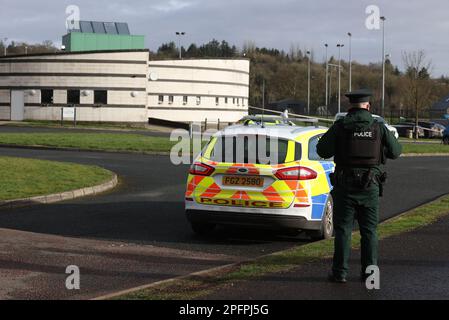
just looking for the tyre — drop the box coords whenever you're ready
[307,195,334,240]
[191,222,216,236]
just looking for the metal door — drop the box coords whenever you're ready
[10,90,25,121]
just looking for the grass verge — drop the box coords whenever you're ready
[0,132,449,155]
[4,120,153,131]
[401,143,449,154]
[0,156,113,201]
[0,132,177,153]
[117,194,449,300]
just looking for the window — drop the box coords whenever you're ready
[295,142,302,161]
[215,97,219,106]
[208,135,289,164]
[80,21,94,33]
[158,95,164,104]
[104,22,118,34]
[308,135,324,161]
[41,89,53,104]
[183,96,188,105]
[168,95,174,105]
[92,21,106,34]
[196,96,201,105]
[94,90,107,104]
[67,90,80,105]
[224,97,228,104]
[116,22,130,35]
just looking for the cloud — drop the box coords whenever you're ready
[151,0,196,13]
[0,0,448,76]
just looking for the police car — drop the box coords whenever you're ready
[185,121,335,239]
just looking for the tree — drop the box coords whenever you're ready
[185,43,199,58]
[157,42,177,58]
[402,50,433,138]
[198,39,221,57]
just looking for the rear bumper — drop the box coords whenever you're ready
[186,209,322,230]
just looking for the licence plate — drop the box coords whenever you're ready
[222,176,264,187]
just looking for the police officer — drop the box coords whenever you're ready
[316,89,402,283]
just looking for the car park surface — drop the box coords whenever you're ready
[0,146,448,299]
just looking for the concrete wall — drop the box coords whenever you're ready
[147,59,249,123]
[0,50,148,122]
[0,89,10,120]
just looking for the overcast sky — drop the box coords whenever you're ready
[1,0,448,76]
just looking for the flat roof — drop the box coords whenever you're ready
[0,49,150,59]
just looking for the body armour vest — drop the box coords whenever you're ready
[335,121,383,167]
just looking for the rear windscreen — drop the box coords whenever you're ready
[207,135,291,164]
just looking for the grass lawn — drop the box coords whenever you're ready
[0,132,177,153]
[7,120,153,131]
[401,142,449,154]
[0,156,113,201]
[0,132,448,155]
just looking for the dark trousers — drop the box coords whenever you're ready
[331,186,379,278]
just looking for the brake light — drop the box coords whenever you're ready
[189,163,215,176]
[274,166,317,180]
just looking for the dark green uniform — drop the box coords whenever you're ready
[317,107,402,280]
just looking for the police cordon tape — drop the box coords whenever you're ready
[249,106,446,135]
[393,124,443,134]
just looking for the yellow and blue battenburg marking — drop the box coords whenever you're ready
[185,127,335,221]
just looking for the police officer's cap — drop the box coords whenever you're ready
[345,89,373,103]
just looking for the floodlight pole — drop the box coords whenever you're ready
[3,38,7,56]
[337,43,344,113]
[324,44,328,107]
[306,50,311,115]
[175,32,186,59]
[348,32,352,91]
[381,16,386,117]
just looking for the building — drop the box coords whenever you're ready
[0,20,249,124]
[0,50,249,123]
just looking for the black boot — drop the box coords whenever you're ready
[328,272,347,283]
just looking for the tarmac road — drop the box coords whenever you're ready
[0,147,448,299]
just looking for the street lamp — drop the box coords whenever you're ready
[348,32,352,92]
[175,31,186,59]
[324,44,328,107]
[3,38,7,56]
[337,44,344,113]
[381,16,386,117]
[306,50,311,115]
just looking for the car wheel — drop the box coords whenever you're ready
[308,195,334,240]
[191,222,216,236]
